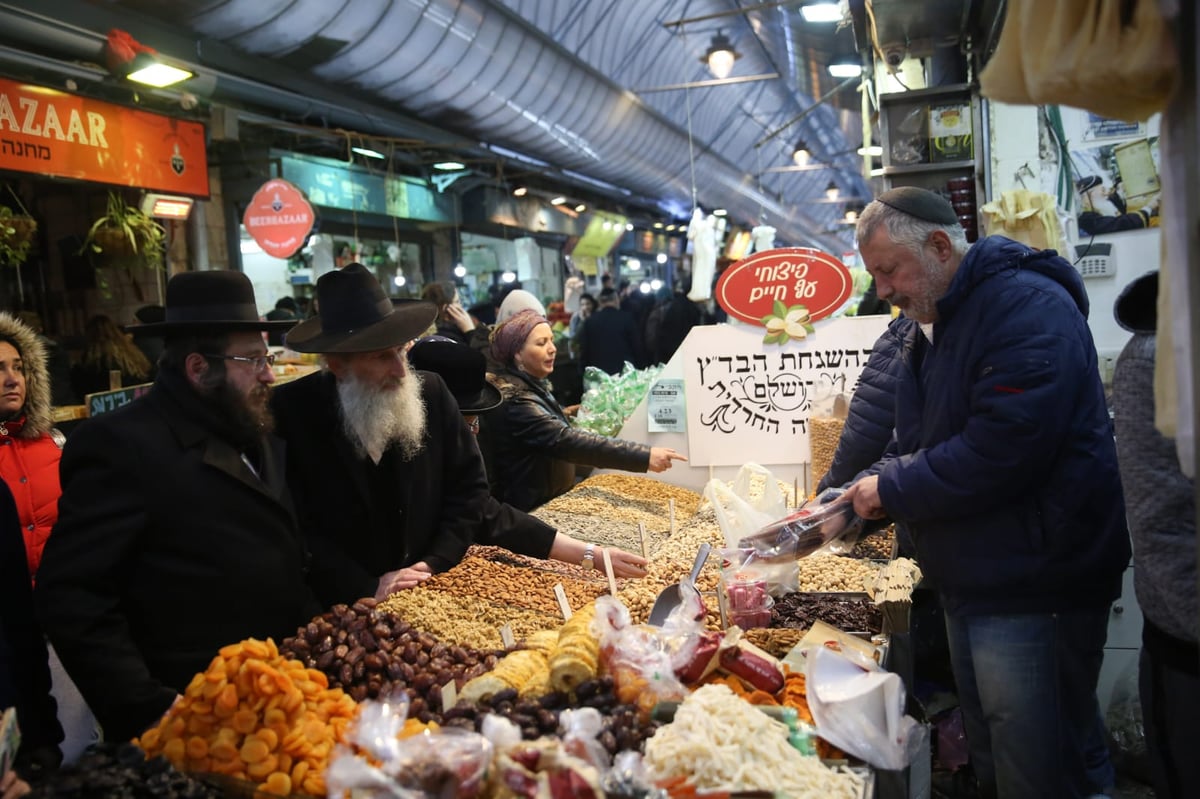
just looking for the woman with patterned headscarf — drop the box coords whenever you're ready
[485,309,685,512]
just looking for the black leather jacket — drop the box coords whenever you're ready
[485,367,650,510]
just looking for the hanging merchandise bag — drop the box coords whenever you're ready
[981,0,1177,122]
[979,190,1067,254]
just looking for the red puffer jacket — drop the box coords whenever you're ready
[0,418,63,581]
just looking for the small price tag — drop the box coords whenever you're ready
[638,522,649,560]
[553,583,573,620]
[602,547,618,597]
[499,623,515,649]
[669,499,676,535]
[441,680,457,712]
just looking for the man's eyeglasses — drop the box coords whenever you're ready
[203,353,277,371]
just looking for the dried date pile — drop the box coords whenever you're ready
[28,743,221,799]
[772,592,883,633]
[280,598,501,713]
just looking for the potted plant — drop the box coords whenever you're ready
[0,190,37,267]
[81,191,166,270]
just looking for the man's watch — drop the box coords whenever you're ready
[581,543,596,571]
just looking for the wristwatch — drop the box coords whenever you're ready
[581,543,596,571]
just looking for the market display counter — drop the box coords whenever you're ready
[97,472,921,799]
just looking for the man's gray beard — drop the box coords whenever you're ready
[336,370,427,463]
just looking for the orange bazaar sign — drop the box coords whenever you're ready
[715,247,854,326]
[0,78,208,197]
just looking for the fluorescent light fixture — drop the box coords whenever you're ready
[140,193,193,219]
[453,264,467,278]
[352,146,386,159]
[858,145,883,157]
[501,270,517,283]
[575,203,587,213]
[828,60,863,78]
[393,275,406,287]
[650,279,664,291]
[656,253,668,264]
[432,161,465,171]
[653,222,664,229]
[126,54,193,88]
[712,208,727,217]
[825,181,840,201]
[513,186,528,197]
[800,2,842,23]
[703,32,741,79]
[550,196,566,206]
[665,224,677,232]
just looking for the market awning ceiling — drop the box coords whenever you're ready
[0,0,1003,251]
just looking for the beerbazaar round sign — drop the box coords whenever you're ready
[715,247,854,339]
[242,179,315,259]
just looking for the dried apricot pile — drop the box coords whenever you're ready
[137,637,357,796]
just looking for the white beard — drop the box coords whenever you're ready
[336,369,427,463]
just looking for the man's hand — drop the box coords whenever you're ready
[445,303,476,333]
[648,447,687,472]
[374,562,433,600]
[601,547,648,578]
[842,475,888,519]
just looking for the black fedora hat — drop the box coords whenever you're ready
[409,336,503,414]
[285,263,437,353]
[126,271,296,336]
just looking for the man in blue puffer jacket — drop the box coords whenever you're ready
[843,187,1130,799]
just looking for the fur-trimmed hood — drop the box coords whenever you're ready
[0,312,51,438]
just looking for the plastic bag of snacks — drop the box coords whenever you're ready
[719,546,798,605]
[576,363,663,437]
[325,692,492,799]
[737,492,864,563]
[593,596,688,720]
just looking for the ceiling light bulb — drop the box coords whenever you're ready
[393,274,406,287]
[712,208,727,217]
[454,264,467,278]
[653,222,664,229]
[513,186,528,197]
[627,258,641,270]
[432,161,465,171]
[828,61,863,78]
[126,57,193,88]
[656,253,668,264]
[825,181,840,201]
[844,208,859,223]
[703,32,741,79]
[857,145,883,157]
[625,223,634,231]
[639,282,652,294]
[800,2,842,23]
[501,270,517,283]
[550,196,566,205]
[650,279,664,291]
[665,224,677,232]
[792,142,811,166]
[575,203,587,212]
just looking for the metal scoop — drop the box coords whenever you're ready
[647,542,712,626]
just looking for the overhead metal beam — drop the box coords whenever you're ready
[663,1,803,28]
[635,72,780,92]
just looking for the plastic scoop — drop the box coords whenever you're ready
[647,542,711,626]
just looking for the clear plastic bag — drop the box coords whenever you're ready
[736,495,865,562]
[705,463,788,549]
[594,596,688,720]
[325,691,493,798]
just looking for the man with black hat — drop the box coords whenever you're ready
[36,271,318,743]
[841,187,1128,798]
[409,336,647,578]
[271,264,494,606]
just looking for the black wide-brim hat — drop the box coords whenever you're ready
[285,263,437,353]
[409,336,503,414]
[126,270,298,336]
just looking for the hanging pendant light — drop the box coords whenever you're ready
[792,140,811,166]
[702,32,741,79]
[825,181,840,201]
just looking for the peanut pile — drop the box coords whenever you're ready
[796,554,883,592]
[420,556,607,614]
[378,588,559,650]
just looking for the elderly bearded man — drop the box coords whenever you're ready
[272,264,498,607]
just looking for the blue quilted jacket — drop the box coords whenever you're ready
[817,316,915,494]
[872,236,1130,615]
